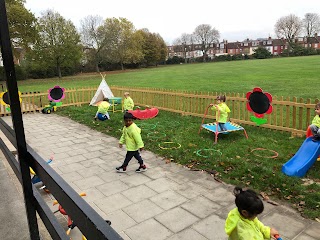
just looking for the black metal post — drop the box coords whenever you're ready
[0,1,40,239]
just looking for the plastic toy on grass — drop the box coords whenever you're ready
[128,106,159,120]
[41,101,61,114]
[282,126,320,177]
[198,103,248,144]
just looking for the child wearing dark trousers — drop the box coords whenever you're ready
[116,112,147,173]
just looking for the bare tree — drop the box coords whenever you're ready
[274,14,302,48]
[193,24,220,62]
[303,13,320,37]
[80,15,105,72]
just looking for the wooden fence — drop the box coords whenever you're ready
[0,86,318,136]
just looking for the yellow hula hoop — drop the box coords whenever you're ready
[159,142,181,150]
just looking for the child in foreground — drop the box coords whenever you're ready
[225,186,279,240]
[116,112,147,173]
[210,95,230,131]
[309,102,320,142]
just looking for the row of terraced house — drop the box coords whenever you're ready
[167,33,320,59]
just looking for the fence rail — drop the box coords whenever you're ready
[1,86,318,136]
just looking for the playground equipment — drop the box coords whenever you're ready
[282,126,320,177]
[128,107,159,120]
[246,87,273,126]
[41,101,61,114]
[90,73,114,106]
[198,104,248,144]
[108,97,123,113]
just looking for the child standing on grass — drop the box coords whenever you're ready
[210,95,230,131]
[116,112,147,173]
[123,92,134,111]
[225,186,279,240]
[309,102,320,142]
[94,98,110,121]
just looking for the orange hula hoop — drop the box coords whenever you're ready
[251,148,278,159]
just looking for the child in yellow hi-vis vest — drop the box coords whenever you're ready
[210,95,230,131]
[116,112,147,173]
[123,92,134,111]
[94,98,110,121]
[225,186,279,240]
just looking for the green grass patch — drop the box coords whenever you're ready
[15,56,320,99]
[56,106,320,219]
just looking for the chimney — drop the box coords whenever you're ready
[315,33,318,37]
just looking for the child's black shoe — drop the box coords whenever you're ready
[312,136,320,142]
[116,166,126,172]
[135,165,147,173]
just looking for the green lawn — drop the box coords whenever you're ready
[15,55,320,99]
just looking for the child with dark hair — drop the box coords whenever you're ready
[225,186,279,240]
[210,95,230,132]
[116,112,147,173]
[94,98,110,121]
[309,102,320,142]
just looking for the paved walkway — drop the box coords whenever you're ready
[0,113,319,240]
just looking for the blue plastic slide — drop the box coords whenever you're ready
[282,137,320,177]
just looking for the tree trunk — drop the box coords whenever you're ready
[121,62,124,70]
[95,62,100,73]
[57,63,62,79]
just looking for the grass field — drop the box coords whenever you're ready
[15,55,320,99]
[9,55,320,219]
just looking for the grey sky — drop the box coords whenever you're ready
[25,0,320,44]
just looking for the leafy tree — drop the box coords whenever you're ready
[193,24,220,62]
[138,29,167,66]
[32,10,82,78]
[80,15,105,72]
[252,46,272,59]
[274,14,302,49]
[102,18,144,70]
[5,0,38,58]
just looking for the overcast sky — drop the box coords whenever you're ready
[25,0,320,45]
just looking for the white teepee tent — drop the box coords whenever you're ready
[90,74,114,106]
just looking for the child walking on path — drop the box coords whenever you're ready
[94,98,110,121]
[225,186,279,240]
[123,92,134,111]
[116,112,147,173]
[210,95,230,131]
[309,102,320,142]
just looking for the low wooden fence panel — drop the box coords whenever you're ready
[0,86,318,136]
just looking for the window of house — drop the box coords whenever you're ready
[281,46,283,49]
[267,41,272,44]
[244,43,248,46]
[315,43,318,48]
[230,49,233,53]
[274,46,278,50]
